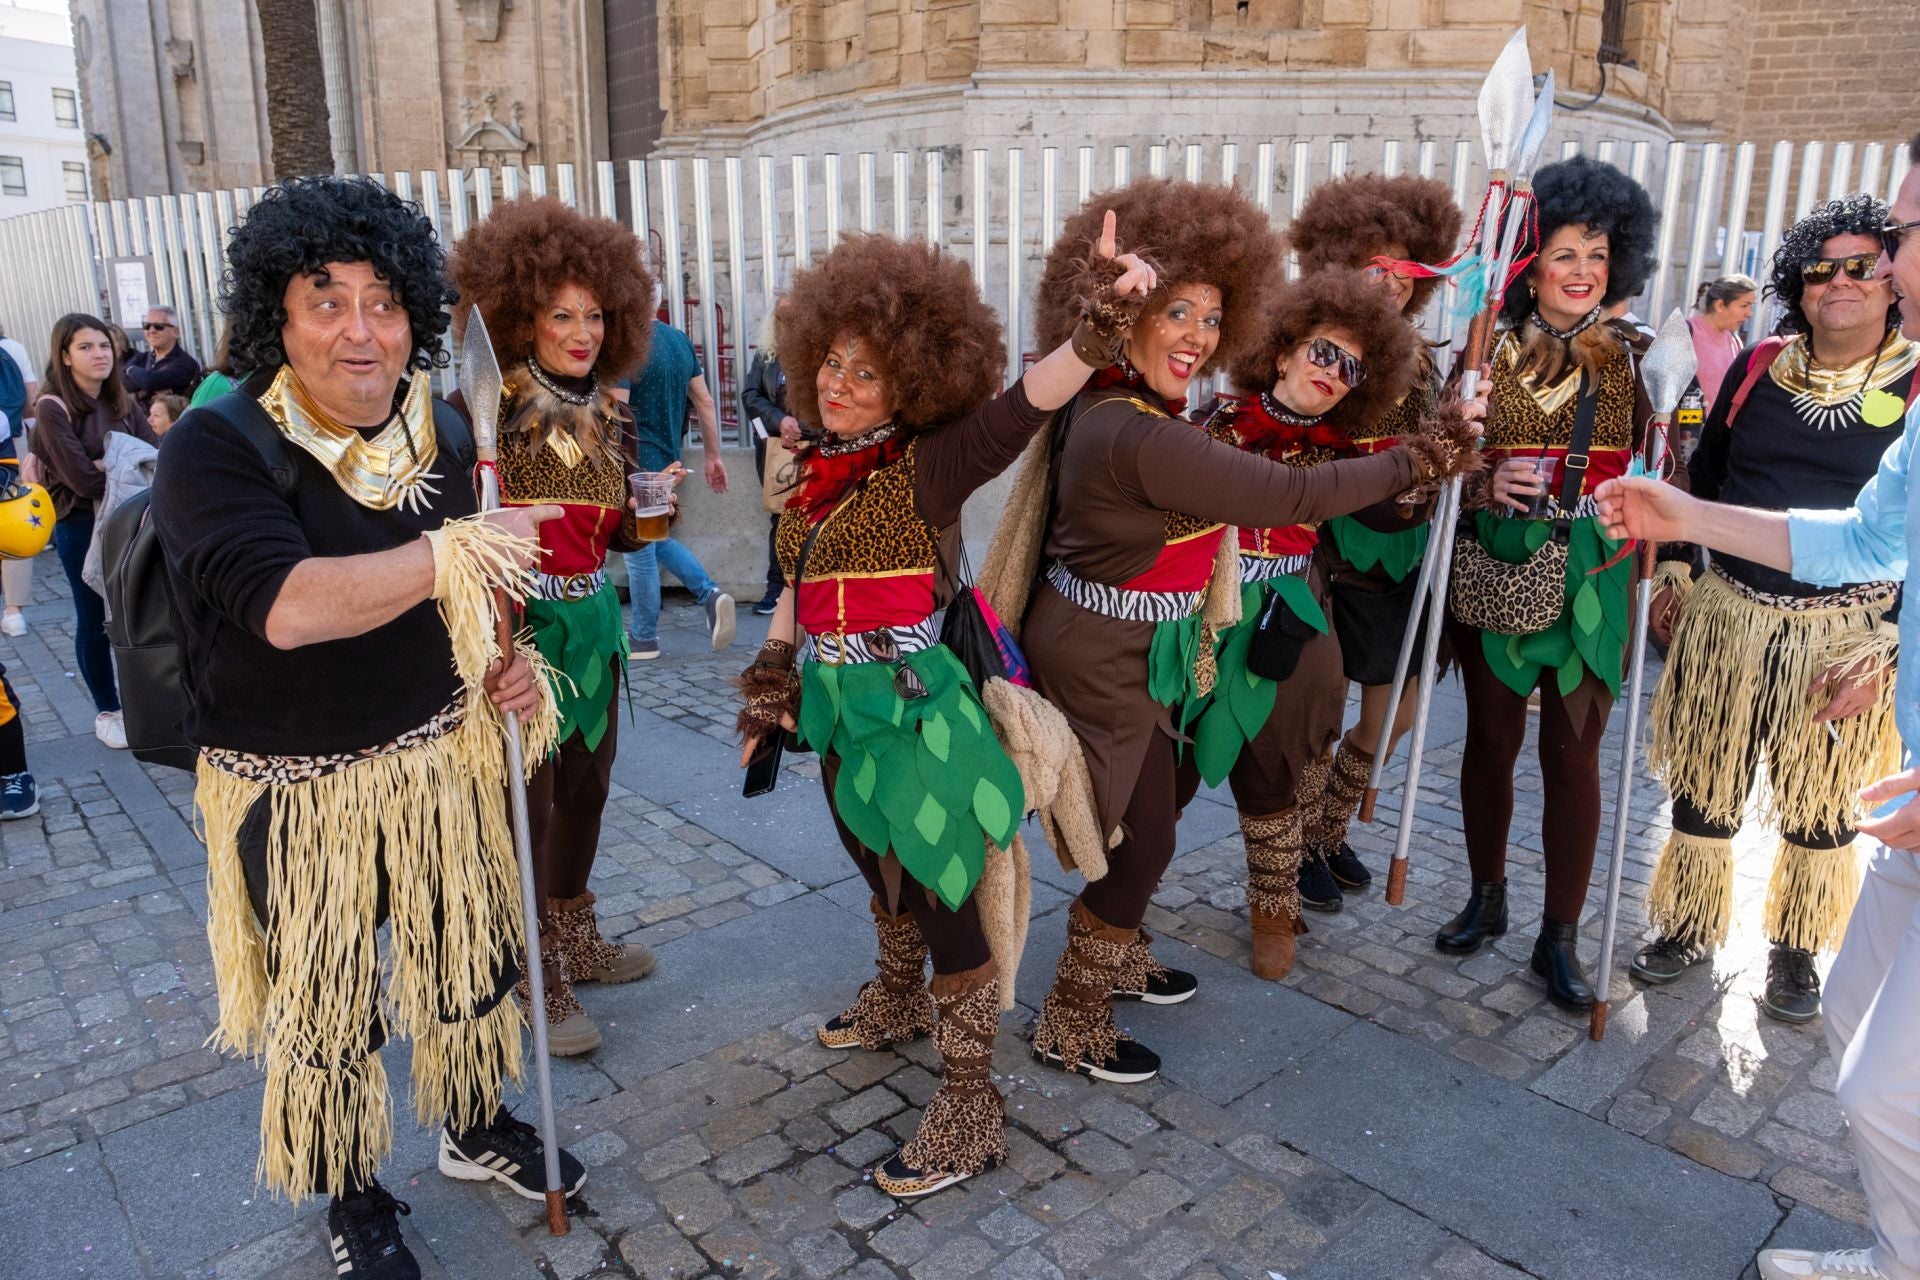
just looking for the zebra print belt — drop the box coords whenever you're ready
[531,569,607,602]
[1239,553,1312,582]
[804,616,939,665]
[1045,560,1203,623]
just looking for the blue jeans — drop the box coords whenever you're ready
[52,506,119,714]
[625,538,718,643]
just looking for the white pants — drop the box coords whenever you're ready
[1827,841,1920,1279]
[2,556,30,611]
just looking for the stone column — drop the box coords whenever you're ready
[313,0,356,175]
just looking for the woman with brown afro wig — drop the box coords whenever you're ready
[1288,174,1465,914]
[448,195,657,1056]
[1434,156,1683,1014]
[1174,265,1484,981]
[979,178,1479,1086]
[733,228,1157,1198]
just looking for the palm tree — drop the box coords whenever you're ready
[253,0,335,178]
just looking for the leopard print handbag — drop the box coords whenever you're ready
[1448,533,1568,636]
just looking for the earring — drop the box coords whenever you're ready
[1528,283,1537,298]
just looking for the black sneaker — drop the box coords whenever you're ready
[0,772,37,820]
[1327,841,1372,890]
[328,1182,420,1280]
[1032,1035,1161,1084]
[1298,848,1344,913]
[438,1108,587,1201]
[1761,944,1822,1024]
[1630,934,1711,985]
[751,589,782,616]
[1112,964,1198,1005]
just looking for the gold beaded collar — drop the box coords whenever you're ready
[258,366,443,512]
[1770,331,1920,428]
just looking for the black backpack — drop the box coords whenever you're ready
[0,350,24,435]
[102,391,476,770]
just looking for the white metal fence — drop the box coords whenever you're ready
[0,135,1909,442]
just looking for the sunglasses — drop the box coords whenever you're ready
[1361,263,1416,285]
[1800,254,1880,286]
[1883,219,1920,260]
[1304,336,1365,388]
[142,322,174,331]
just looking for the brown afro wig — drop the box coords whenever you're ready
[1034,177,1284,377]
[1290,175,1464,319]
[448,195,655,383]
[1227,267,1420,436]
[777,232,1004,433]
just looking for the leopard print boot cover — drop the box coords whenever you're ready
[1244,808,1304,917]
[822,897,937,1049]
[1113,927,1170,994]
[1312,739,1373,855]
[551,891,621,976]
[895,964,1010,1180]
[1031,898,1136,1071]
[1294,750,1334,854]
[513,928,585,1025]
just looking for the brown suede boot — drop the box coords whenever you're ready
[551,890,656,984]
[1030,899,1161,1083]
[875,961,1010,1197]
[819,896,937,1050]
[1244,807,1308,981]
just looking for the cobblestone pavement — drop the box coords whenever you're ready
[0,554,1878,1278]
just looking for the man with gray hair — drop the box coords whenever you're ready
[123,304,200,409]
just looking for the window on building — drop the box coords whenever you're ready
[63,161,86,201]
[52,87,79,128]
[0,157,25,197]
[1599,0,1632,66]
[0,83,14,123]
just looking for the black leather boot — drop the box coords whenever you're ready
[1530,919,1595,1010]
[1435,881,1507,955]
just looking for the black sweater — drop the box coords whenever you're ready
[150,390,475,755]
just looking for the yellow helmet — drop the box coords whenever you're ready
[0,469,54,561]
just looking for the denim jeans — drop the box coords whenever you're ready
[52,506,120,713]
[625,538,718,643]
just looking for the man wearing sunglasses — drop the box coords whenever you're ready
[122,305,201,411]
[1598,132,1920,1280]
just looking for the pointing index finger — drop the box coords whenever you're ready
[1099,210,1117,260]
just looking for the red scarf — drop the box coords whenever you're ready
[787,428,909,520]
[1090,363,1187,416]
[1229,392,1348,455]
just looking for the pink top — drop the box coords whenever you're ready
[1689,314,1744,408]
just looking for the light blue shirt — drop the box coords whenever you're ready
[1786,399,1917,752]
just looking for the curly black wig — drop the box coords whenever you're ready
[1034,177,1285,376]
[776,233,1003,433]
[1227,267,1420,434]
[222,175,456,375]
[1290,175,1464,318]
[1766,193,1895,335]
[1500,156,1659,329]
[449,196,655,382]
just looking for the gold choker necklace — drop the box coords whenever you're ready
[259,367,444,511]
[1772,331,1920,428]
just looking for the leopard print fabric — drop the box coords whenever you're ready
[1293,751,1333,846]
[1112,928,1171,994]
[820,904,936,1050]
[775,440,940,582]
[1242,808,1304,917]
[895,974,1010,1180]
[1031,900,1137,1071]
[550,891,621,976]
[1485,336,1635,456]
[1312,739,1374,856]
[514,948,584,1024]
[201,704,462,783]
[1346,352,1440,448]
[1448,534,1571,635]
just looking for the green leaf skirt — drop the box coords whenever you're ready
[797,644,1025,911]
[1324,514,1429,584]
[1180,578,1329,787]
[525,585,629,751]
[1463,510,1633,699]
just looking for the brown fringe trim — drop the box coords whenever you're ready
[504,361,627,470]
[257,1048,391,1203]
[1645,831,1735,948]
[1763,838,1863,955]
[1031,899,1134,1071]
[1649,569,1900,835]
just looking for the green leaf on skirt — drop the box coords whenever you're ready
[1572,580,1603,635]
[1556,650,1586,698]
[1192,699,1247,788]
[973,776,1013,845]
[912,792,950,849]
[1268,573,1329,634]
[850,749,878,803]
[922,710,952,763]
[935,852,971,910]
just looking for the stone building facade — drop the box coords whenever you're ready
[654,0,1915,161]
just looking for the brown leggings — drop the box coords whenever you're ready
[1080,730,1180,931]
[1448,617,1612,925]
[526,660,620,915]
[821,754,992,975]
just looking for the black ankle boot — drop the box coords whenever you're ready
[1435,881,1507,955]
[1530,919,1595,1010]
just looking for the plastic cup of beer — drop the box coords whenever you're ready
[628,471,675,542]
[1523,455,1559,520]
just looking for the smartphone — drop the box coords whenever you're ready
[743,731,785,798]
